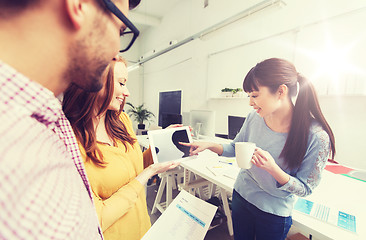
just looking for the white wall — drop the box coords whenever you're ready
[120,37,143,106]
[318,95,366,169]
[128,0,366,170]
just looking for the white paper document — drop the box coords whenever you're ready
[294,198,357,233]
[205,157,240,179]
[142,190,217,240]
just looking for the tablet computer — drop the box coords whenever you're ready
[148,126,196,164]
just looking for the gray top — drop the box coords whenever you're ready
[222,111,331,217]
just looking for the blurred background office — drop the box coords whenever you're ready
[122,0,366,171]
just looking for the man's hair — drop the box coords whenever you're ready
[0,0,141,17]
[129,0,141,10]
[0,0,39,8]
[0,0,41,17]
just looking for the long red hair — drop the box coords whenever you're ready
[62,56,136,167]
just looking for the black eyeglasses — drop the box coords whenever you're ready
[102,0,140,52]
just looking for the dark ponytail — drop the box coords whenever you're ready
[243,58,335,170]
[282,74,335,169]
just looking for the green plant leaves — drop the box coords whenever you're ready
[221,87,243,93]
[126,102,155,124]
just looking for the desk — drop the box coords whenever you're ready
[292,170,366,240]
[180,151,239,236]
[181,155,366,240]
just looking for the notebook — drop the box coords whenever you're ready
[294,198,356,233]
[148,126,196,164]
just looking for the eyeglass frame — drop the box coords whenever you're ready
[101,0,140,52]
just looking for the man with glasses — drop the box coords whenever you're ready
[0,0,140,239]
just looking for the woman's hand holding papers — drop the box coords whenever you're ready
[179,142,223,156]
[136,161,180,185]
[150,161,181,174]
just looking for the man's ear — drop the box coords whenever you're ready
[64,0,88,30]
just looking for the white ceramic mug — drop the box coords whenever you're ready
[235,142,256,169]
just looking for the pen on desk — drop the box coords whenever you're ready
[219,160,233,165]
[206,166,216,176]
[223,174,236,180]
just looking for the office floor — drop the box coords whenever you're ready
[145,180,307,240]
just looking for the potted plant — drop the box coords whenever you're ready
[233,88,244,98]
[221,88,233,98]
[125,102,155,129]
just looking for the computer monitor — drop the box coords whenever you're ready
[158,90,181,127]
[160,113,182,128]
[228,116,246,140]
[189,110,215,138]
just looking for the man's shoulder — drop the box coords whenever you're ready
[0,104,39,134]
[0,105,100,239]
[0,111,101,239]
[0,104,33,136]
[0,106,66,163]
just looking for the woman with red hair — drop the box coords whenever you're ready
[62,56,179,240]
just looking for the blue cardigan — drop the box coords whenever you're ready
[222,111,331,217]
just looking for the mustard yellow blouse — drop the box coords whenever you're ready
[80,112,153,240]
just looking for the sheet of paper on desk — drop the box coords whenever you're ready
[206,163,240,179]
[205,157,240,179]
[294,198,357,233]
[141,190,217,240]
